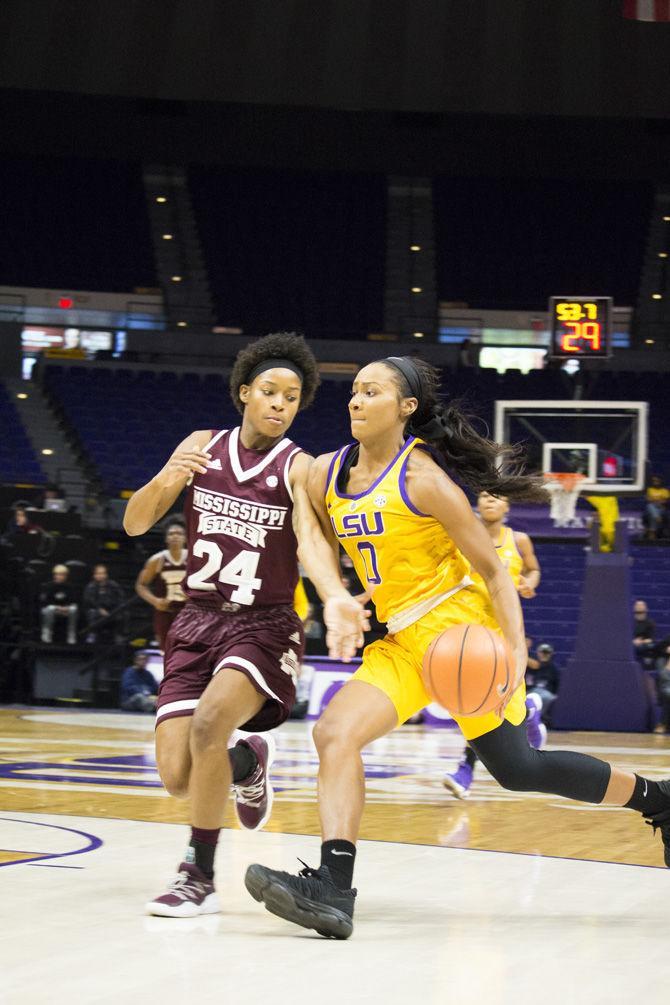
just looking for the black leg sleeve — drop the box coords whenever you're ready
[470,720,611,804]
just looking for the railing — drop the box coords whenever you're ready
[124,298,164,317]
[0,292,26,321]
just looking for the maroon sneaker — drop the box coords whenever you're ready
[232,733,277,831]
[146,862,221,918]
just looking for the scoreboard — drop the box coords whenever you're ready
[549,297,612,359]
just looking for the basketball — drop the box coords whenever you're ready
[421,624,512,716]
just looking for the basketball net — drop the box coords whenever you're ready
[543,472,587,528]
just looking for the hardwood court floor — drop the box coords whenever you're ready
[1,708,669,1004]
[1,708,669,866]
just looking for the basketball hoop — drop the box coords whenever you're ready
[543,472,587,528]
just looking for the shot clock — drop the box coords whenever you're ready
[549,296,612,359]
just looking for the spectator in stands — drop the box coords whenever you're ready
[4,505,42,541]
[644,475,669,540]
[525,642,560,722]
[40,484,67,512]
[40,564,79,645]
[83,564,125,643]
[119,651,158,713]
[457,337,480,369]
[525,636,540,674]
[633,599,656,667]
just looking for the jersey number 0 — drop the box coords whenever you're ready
[186,539,262,605]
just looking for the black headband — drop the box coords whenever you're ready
[383,355,451,441]
[246,358,304,386]
[383,356,422,400]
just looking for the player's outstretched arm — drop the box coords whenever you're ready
[405,451,527,709]
[290,452,370,661]
[123,430,212,536]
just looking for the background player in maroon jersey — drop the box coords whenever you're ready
[134,520,188,649]
[124,332,369,918]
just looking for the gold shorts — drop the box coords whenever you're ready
[352,582,526,741]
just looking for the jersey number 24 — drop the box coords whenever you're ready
[186,539,261,605]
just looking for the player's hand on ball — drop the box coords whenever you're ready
[323,595,371,662]
[155,445,211,488]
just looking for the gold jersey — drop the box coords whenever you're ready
[481,524,524,588]
[325,437,471,631]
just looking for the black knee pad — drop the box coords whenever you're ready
[470,720,611,803]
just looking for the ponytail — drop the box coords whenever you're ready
[382,357,545,502]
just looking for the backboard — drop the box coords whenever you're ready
[494,400,648,495]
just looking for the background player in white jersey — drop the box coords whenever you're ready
[124,332,369,918]
[444,491,542,798]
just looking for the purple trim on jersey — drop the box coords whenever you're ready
[332,437,416,501]
[325,445,347,496]
[399,450,430,517]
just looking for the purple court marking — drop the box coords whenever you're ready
[75,755,156,768]
[0,753,417,790]
[28,863,84,869]
[0,816,103,869]
[0,758,164,788]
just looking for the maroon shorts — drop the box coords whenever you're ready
[153,606,184,651]
[156,599,303,732]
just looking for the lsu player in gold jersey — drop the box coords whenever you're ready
[444,491,543,799]
[246,356,670,938]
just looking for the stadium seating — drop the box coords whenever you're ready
[521,541,670,676]
[521,542,586,668]
[40,362,670,495]
[630,544,670,638]
[42,366,353,491]
[0,384,44,483]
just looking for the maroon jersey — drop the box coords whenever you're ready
[150,549,188,611]
[183,427,302,609]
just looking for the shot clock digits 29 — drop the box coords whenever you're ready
[549,296,612,359]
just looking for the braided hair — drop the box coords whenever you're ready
[381,356,544,501]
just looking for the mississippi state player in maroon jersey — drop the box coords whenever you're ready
[135,520,188,649]
[124,332,369,918]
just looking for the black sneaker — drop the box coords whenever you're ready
[646,809,670,867]
[645,779,670,867]
[245,861,356,939]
